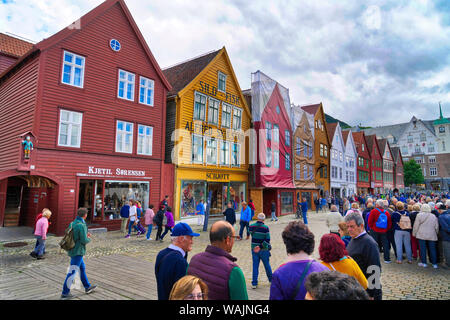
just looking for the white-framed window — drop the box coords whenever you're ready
[424,168,427,177]
[339,151,343,162]
[320,144,324,157]
[139,76,154,106]
[304,165,308,180]
[266,147,272,167]
[430,167,437,176]
[118,69,135,101]
[273,124,279,143]
[407,134,413,143]
[208,97,220,125]
[137,124,153,156]
[339,168,343,180]
[58,109,82,148]
[296,163,301,180]
[309,165,313,180]
[304,141,308,157]
[206,138,217,165]
[296,137,301,155]
[232,107,242,130]
[401,146,408,155]
[61,51,85,88]
[221,103,232,128]
[429,156,436,163]
[231,142,240,167]
[274,150,279,169]
[266,122,272,141]
[218,71,227,92]
[116,120,133,153]
[415,145,421,153]
[194,92,207,121]
[285,130,290,147]
[428,143,435,153]
[362,143,365,152]
[285,153,290,170]
[420,132,426,142]
[192,134,204,164]
[220,140,230,166]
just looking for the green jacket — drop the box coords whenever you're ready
[68,217,91,257]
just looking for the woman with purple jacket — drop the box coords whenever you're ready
[270,221,328,300]
[160,207,175,241]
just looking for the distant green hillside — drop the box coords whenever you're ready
[325,113,352,129]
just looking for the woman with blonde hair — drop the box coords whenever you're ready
[30,208,52,260]
[169,275,208,300]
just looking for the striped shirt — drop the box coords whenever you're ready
[249,221,271,250]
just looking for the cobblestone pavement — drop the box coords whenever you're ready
[1,211,449,300]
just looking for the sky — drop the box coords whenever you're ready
[1,0,449,128]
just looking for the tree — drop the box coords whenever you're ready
[403,159,425,187]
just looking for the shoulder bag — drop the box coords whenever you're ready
[290,260,313,300]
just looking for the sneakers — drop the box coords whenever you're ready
[146,237,152,241]
[418,262,427,268]
[252,285,257,289]
[396,260,402,264]
[384,260,392,264]
[30,252,37,259]
[85,285,97,294]
[124,234,130,238]
[60,293,74,300]
[36,255,45,260]
[432,264,438,269]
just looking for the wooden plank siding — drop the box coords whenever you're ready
[0,55,18,74]
[0,55,39,171]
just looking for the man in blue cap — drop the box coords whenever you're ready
[154,222,200,300]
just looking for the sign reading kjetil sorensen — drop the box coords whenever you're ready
[79,166,147,177]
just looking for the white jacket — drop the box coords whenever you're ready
[412,212,439,241]
[326,211,344,233]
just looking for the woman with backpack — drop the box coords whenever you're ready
[391,202,413,264]
[413,203,440,268]
[154,205,166,242]
[160,207,175,241]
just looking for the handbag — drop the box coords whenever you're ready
[290,260,313,300]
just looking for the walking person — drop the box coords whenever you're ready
[314,197,319,213]
[391,202,413,264]
[368,199,392,263]
[239,201,252,240]
[300,197,309,225]
[188,221,248,300]
[30,209,51,260]
[345,211,382,300]
[413,204,440,268]
[270,221,328,300]
[61,208,97,299]
[154,205,165,242]
[144,204,155,240]
[249,213,273,289]
[270,200,278,222]
[196,199,205,226]
[155,222,200,300]
[160,195,169,211]
[160,207,175,241]
[125,199,140,238]
[119,200,130,234]
[326,205,343,236]
[223,201,236,226]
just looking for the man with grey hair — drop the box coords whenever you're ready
[438,200,450,269]
[345,211,382,300]
[368,199,392,263]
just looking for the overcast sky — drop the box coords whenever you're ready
[1,0,449,127]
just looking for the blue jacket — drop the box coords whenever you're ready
[300,201,308,213]
[439,210,450,242]
[120,204,130,218]
[240,206,252,222]
[155,247,188,300]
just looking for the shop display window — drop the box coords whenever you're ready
[180,181,207,218]
[281,192,293,214]
[103,181,149,220]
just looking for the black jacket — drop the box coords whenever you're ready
[223,208,236,225]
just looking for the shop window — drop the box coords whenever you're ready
[116,120,133,153]
[220,140,230,166]
[58,109,82,148]
[281,192,293,214]
[221,103,232,128]
[208,97,220,125]
[206,138,217,165]
[192,134,204,164]
[118,69,135,101]
[139,76,154,106]
[137,124,153,156]
[180,181,206,218]
[194,92,207,121]
[232,107,242,130]
[103,181,149,220]
[62,51,85,88]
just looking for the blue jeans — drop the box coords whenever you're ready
[419,239,437,265]
[302,210,308,225]
[33,236,45,256]
[146,224,153,239]
[394,230,412,261]
[239,220,250,239]
[62,255,91,295]
[370,231,391,262]
[160,226,173,240]
[128,220,139,235]
[252,249,272,286]
[271,211,278,221]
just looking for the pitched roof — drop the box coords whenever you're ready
[391,146,401,164]
[365,134,380,157]
[342,130,350,145]
[0,33,34,58]
[377,138,387,156]
[326,122,338,142]
[162,49,221,97]
[0,0,172,91]
[301,103,321,116]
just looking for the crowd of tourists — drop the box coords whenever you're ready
[29,190,449,300]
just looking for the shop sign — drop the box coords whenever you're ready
[77,166,148,178]
[199,81,240,106]
[206,172,230,181]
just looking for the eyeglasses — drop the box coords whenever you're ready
[185,293,204,300]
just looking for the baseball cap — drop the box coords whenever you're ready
[171,222,200,237]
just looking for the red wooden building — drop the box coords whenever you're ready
[352,131,371,195]
[0,0,172,235]
[243,71,295,218]
[365,134,383,194]
[0,33,33,74]
[391,147,405,193]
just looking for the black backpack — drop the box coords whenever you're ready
[154,210,165,225]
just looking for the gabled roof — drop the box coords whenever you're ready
[0,0,172,91]
[301,103,321,116]
[326,122,338,143]
[366,134,381,158]
[342,130,350,144]
[377,138,387,156]
[162,49,221,97]
[0,33,34,58]
[391,146,402,164]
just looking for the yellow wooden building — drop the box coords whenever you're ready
[163,47,251,220]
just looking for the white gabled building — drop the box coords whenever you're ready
[342,130,358,197]
[327,122,347,197]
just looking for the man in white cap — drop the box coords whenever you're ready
[155,222,200,300]
[249,213,272,289]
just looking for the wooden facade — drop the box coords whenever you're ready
[378,138,395,192]
[352,131,371,194]
[163,47,251,220]
[0,0,171,235]
[366,134,384,194]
